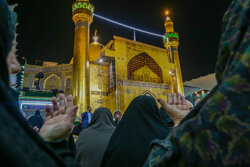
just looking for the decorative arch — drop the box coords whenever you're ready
[44,74,62,90]
[141,90,157,100]
[128,52,163,83]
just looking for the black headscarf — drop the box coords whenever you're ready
[100,96,171,167]
[76,108,116,167]
[0,1,79,166]
[27,110,44,129]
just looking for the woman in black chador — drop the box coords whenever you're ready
[100,96,172,167]
[76,108,116,167]
[27,110,44,130]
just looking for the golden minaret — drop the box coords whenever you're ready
[72,0,94,114]
[163,11,184,95]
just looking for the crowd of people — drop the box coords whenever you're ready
[0,0,249,166]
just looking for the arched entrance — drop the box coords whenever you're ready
[127,52,163,83]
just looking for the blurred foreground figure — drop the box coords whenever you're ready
[144,0,250,166]
[0,1,79,166]
[76,108,116,167]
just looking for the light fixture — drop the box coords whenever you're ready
[99,58,103,63]
[165,10,170,16]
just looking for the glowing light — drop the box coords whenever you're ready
[163,32,179,40]
[72,2,94,13]
[99,59,103,63]
[165,10,170,16]
[93,13,163,38]
[93,37,98,44]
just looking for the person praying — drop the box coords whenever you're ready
[76,108,116,167]
[143,0,250,166]
[100,96,176,167]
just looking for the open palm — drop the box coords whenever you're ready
[39,94,78,142]
[158,93,190,126]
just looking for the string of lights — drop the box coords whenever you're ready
[93,13,163,38]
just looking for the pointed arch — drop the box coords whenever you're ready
[128,52,163,83]
[44,74,62,90]
[141,90,157,100]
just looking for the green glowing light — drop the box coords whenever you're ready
[163,32,179,40]
[72,2,94,13]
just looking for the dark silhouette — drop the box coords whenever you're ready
[35,72,44,90]
[27,110,44,130]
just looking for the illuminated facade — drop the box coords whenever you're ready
[20,1,184,116]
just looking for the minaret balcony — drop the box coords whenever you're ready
[72,1,94,13]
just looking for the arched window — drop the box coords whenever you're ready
[128,53,163,83]
[44,74,62,90]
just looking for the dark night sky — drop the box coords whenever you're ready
[9,0,232,81]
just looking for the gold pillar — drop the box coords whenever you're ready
[173,49,184,94]
[163,13,184,95]
[72,0,94,115]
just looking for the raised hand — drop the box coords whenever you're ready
[158,93,190,126]
[39,94,78,142]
